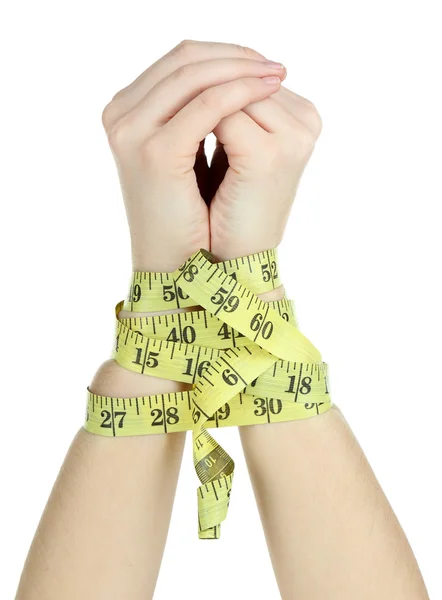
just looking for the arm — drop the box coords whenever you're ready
[15,40,284,600]
[238,291,427,599]
[16,376,187,600]
[239,389,429,599]
[208,69,430,599]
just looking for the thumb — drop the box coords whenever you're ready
[213,109,265,156]
[156,76,281,167]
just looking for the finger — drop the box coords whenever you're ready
[240,96,304,133]
[212,109,268,156]
[154,76,282,160]
[212,86,310,145]
[148,58,285,126]
[211,89,322,167]
[103,40,272,127]
[107,58,286,145]
[278,86,319,108]
[270,87,323,135]
[241,94,322,139]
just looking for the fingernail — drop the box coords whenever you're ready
[263,61,285,70]
[262,75,281,85]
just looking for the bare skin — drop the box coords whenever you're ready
[16,40,429,600]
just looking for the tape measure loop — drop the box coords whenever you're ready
[84,247,332,538]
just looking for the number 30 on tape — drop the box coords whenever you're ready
[84,247,332,539]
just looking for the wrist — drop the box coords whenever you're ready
[130,237,209,273]
[209,242,285,302]
[131,251,190,273]
[89,359,192,398]
[118,304,201,320]
[210,236,282,263]
[256,285,285,303]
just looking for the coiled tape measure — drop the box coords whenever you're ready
[84,247,332,539]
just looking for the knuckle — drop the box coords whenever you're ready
[101,100,116,130]
[196,89,215,111]
[111,88,126,102]
[171,62,193,82]
[304,102,323,137]
[294,95,323,137]
[171,39,197,58]
[288,121,317,157]
[236,43,262,60]
[299,95,315,108]
[106,117,132,153]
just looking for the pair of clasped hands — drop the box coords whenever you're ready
[101,39,322,276]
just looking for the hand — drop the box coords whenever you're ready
[209,74,323,259]
[101,39,287,272]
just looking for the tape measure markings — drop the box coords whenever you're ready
[125,248,282,312]
[113,318,329,400]
[86,389,330,436]
[85,246,331,539]
[173,250,321,363]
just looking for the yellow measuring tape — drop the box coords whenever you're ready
[84,247,332,539]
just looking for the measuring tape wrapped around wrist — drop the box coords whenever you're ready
[84,247,332,539]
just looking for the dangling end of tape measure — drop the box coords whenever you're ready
[84,246,332,539]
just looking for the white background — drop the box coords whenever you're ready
[1,1,441,598]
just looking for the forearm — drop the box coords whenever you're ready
[238,288,429,600]
[240,406,429,599]
[16,308,190,600]
[17,432,184,600]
